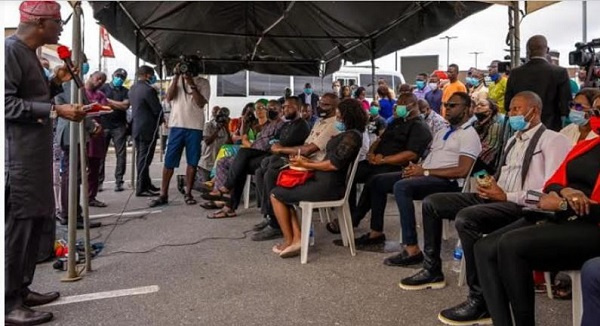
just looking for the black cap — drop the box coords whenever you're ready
[113,68,128,78]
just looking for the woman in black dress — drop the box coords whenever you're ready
[270,99,367,258]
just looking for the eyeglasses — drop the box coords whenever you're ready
[444,102,463,109]
[569,101,590,111]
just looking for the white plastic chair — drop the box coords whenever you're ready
[297,154,361,264]
[544,271,582,326]
[242,175,252,209]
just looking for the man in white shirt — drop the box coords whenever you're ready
[150,64,210,207]
[399,91,571,326]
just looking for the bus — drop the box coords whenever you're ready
[207,66,405,117]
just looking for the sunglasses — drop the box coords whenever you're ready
[569,102,589,111]
[444,102,463,109]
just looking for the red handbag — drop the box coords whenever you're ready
[276,169,314,188]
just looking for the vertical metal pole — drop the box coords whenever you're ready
[582,1,587,42]
[370,40,376,100]
[394,51,398,72]
[131,31,140,190]
[79,96,92,272]
[159,60,165,162]
[98,26,102,72]
[512,1,521,69]
[446,38,450,69]
[63,1,83,282]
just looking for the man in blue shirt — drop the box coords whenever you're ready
[424,73,443,114]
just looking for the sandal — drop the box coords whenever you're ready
[207,209,237,219]
[326,218,341,234]
[184,194,197,205]
[149,196,168,208]
[201,189,230,201]
[199,201,225,210]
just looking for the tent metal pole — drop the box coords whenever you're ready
[63,1,83,282]
[158,59,164,162]
[250,1,295,61]
[370,40,376,100]
[79,89,92,273]
[131,30,140,190]
[582,1,587,42]
[511,1,520,69]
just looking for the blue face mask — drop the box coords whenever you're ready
[490,73,500,82]
[112,76,124,87]
[148,75,157,85]
[415,80,426,90]
[508,114,530,131]
[43,68,51,80]
[395,105,409,119]
[569,109,589,126]
[335,121,346,132]
[82,62,90,75]
[467,77,480,87]
[304,88,313,95]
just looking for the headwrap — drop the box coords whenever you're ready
[19,1,61,23]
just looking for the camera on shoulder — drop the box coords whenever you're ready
[570,38,600,88]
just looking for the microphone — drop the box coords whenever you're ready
[56,45,83,88]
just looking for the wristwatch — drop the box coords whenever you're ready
[424,169,430,177]
[49,105,58,119]
[558,199,568,211]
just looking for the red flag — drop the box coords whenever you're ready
[100,26,115,58]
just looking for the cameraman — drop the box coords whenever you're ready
[150,62,210,207]
[198,106,232,182]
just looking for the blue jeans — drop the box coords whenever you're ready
[583,257,600,326]
[393,176,459,246]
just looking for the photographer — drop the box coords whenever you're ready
[150,60,210,207]
[198,107,232,182]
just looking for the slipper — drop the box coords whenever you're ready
[184,194,197,205]
[199,201,224,210]
[149,196,168,208]
[272,244,284,254]
[201,189,230,201]
[207,209,237,219]
[326,218,341,234]
[279,243,301,258]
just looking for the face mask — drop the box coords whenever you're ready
[317,106,328,117]
[112,76,124,87]
[475,112,489,121]
[82,62,90,75]
[335,121,346,132]
[590,116,600,135]
[490,73,500,82]
[304,88,313,95]
[268,110,279,120]
[415,80,426,90]
[395,105,409,119]
[369,106,379,116]
[428,83,438,91]
[333,86,340,93]
[285,112,298,120]
[508,113,531,131]
[43,68,50,80]
[148,75,157,85]
[467,77,480,87]
[568,109,589,126]
[419,113,426,120]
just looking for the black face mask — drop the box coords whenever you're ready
[474,112,489,121]
[268,110,279,120]
[285,112,298,120]
[317,106,330,117]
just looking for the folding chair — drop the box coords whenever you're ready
[544,271,582,326]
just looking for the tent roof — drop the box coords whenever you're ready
[91,1,491,76]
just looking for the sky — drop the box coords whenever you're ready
[2,1,599,78]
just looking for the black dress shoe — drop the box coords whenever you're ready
[24,291,60,307]
[253,219,270,232]
[438,297,492,325]
[77,221,102,229]
[383,250,424,267]
[114,183,124,192]
[136,190,159,197]
[5,305,53,326]
[399,268,446,291]
[149,184,160,192]
[333,233,386,251]
[251,226,283,241]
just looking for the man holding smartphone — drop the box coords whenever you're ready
[398,91,571,326]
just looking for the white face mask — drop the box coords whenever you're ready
[428,83,438,91]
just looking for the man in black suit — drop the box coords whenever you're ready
[504,35,571,131]
[298,82,319,115]
[129,66,163,196]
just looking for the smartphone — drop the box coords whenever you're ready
[82,102,98,112]
[473,170,491,188]
[525,190,544,205]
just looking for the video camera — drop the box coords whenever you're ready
[215,113,229,124]
[174,56,200,76]
[497,56,527,74]
[570,38,600,87]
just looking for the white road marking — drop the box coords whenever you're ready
[90,209,162,219]
[40,285,160,307]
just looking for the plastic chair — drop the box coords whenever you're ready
[297,154,361,264]
[544,271,582,326]
[243,175,252,209]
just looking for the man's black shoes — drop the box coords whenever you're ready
[24,291,60,307]
[136,190,159,197]
[399,268,446,291]
[438,297,492,325]
[5,305,53,326]
[383,250,424,267]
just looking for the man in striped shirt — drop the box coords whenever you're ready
[398,91,571,326]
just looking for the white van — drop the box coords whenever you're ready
[207,66,405,117]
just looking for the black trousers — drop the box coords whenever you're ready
[255,155,287,228]
[100,125,128,185]
[224,148,268,210]
[422,192,522,300]
[348,160,399,215]
[5,204,45,312]
[475,218,600,326]
[135,137,157,194]
[60,146,82,219]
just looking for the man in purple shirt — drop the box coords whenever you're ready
[413,72,430,100]
[424,73,443,114]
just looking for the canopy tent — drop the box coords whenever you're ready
[91,1,491,76]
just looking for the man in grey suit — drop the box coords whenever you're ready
[504,35,572,131]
